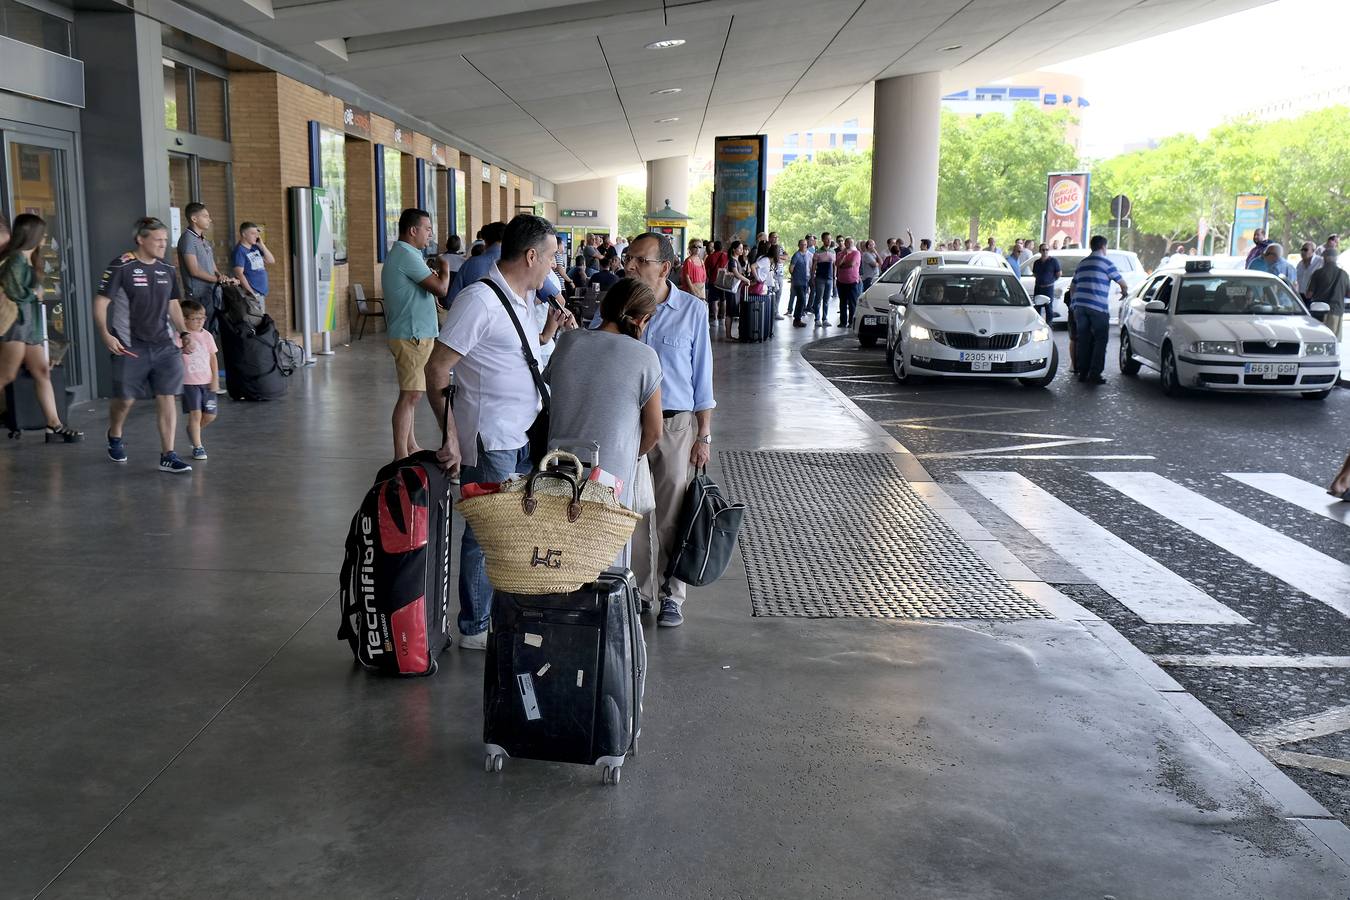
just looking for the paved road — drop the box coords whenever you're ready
[803,327,1350,824]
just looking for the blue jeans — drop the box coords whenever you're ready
[790,282,810,320]
[838,281,861,326]
[811,278,833,321]
[458,441,532,636]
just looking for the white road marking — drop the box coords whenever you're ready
[1154,654,1350,669]
[960,472,1248,625]
[1225,472,1350,527]
[1094,472,1350,618]
[922,437,1114,458]
[901,423,1111,440]
[1246,705,1350,778]
[958,454,1157,460]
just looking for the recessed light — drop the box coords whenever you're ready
[654,116,680,124]
[940,44,963,51]
[657,138,674,143]
[644,38,686,50]
[650,87,683,95]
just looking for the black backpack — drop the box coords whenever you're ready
[663,470,746,590]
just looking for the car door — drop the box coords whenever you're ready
[1140,276,1175,364]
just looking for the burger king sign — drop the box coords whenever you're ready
[1044,172,1090,246]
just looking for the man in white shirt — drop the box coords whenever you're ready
[423,214,559,650]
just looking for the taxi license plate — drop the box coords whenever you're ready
[960,351,1006,371]
[1244,363,1297,379]
[862,315,880,325]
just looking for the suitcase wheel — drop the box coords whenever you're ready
[485,752,505,773]
[7,429,19,440]
[601,764,621,785]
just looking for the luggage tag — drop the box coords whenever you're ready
[516,673,542,721]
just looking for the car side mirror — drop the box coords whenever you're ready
[888,294,906,306]
[1309,301,1331,314]
[1144,300,1167,313]
[1032,294,1051,307]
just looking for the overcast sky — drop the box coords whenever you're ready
[1046,0,1350,158]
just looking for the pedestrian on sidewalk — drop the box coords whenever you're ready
[836,237,862,328]
[1068,235,1128,385]
[543,276,663,531]
[1031,243,1061,323]
[0,214,82,443]
[620,232,714,627]
[680,238,706,300]
[423,214,559,651]
[724,240,751,334]
[1295,242,1323,299]
[176,202,235,338]
[381,208,451,460]
[1306,247,1348,339]
[447,221,505,305]
[177,299,218,460]
[859,239,881,292]
[811,238,835,326]
[704,241,729,329]
[1244,227,1271,267]
[790,239,812,327]
[229,222,274,311]
[96,216,196,473]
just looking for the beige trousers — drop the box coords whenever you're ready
[632,411,696,608]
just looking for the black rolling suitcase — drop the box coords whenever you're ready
[220,313,293,401]
[739,296,767,343]
[337,388,455,676]
[483,568,646,785]
[3,366,72,439]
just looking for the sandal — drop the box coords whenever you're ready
[45,424,84,444]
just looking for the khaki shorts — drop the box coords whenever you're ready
[388,338,434,392]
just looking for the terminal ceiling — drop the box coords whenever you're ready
[208,0,1271,184]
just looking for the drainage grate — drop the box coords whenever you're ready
[720,451,1049,619]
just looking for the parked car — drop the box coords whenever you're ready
[855,251,1010,348]
[1019,249,1145,325]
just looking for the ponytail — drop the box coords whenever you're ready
[599,277,657,338]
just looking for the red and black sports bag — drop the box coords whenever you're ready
[338,451,453,676]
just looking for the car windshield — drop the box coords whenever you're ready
[882,253,969,283]
[913,274,1029,306]
[1175,276,1306,315]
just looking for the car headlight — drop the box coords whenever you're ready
[1030,326,1051,343]
[1305,341,1338,356]
[908,324,933,341]
[1189,341,1238,355]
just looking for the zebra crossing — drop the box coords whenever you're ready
[959,469,1349,626]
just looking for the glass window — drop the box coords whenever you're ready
[1176,276,1304,316]
[163,61,191,132]
[1,0,71,55]
[196,159,233,266]
[193,70,228,141]
[452,168,466,244]
[382,146,402,256]
[167,153,192,241]
[914,274,1029,307]
[319,127,348,262]
[422,164,439,258]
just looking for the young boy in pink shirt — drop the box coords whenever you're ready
[179,300,218,460]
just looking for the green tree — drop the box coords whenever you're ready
[766,150,870,240]
[686,177,713,239]
[617,184,646,239]
[937,105,1079,242]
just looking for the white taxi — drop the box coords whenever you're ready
[1118,260,1340,399]
[854,251,1010,348]
[1018,249,1145,325]
[885,264,1058,388]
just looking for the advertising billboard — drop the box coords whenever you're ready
[1229,194,1269,256]
[712,135,767,245]
[1043,172,1090,248]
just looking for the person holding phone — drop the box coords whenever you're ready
[95,216,196,473]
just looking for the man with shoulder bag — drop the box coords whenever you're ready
[423,214,561,651]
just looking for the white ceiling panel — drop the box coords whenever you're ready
[183,0,1276,183]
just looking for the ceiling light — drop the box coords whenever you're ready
[650,87,683,95]
[644,38,686,50]
[940,44,963,52]
[657,138,674,143]
[654,117,680,124]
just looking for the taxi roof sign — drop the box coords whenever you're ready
[924,256,942,266]
[1184,259,1212,273]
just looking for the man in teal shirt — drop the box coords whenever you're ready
[381,208,450,459]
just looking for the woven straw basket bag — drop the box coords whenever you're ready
[457,450,642,594]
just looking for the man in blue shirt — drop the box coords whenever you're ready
[380,208,450,458]
[1030,243,1062,323]
[230,222,274,308]
[446,220,505,306]
[1247,242,1298,290]
[789,238,813,327]
[622,232,715,628]
[1068,235,1128,384]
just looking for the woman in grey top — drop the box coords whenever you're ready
[859,239,881,291]
[543,277,663,509]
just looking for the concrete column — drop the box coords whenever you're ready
[869,73,941,243]
[646,155,689,216]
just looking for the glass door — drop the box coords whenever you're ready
[2,130,87,390]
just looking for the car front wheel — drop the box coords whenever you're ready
[1119,330,1141,376]
[1019,345,1059,388]
[1160,344,1183,396]
[890,343,911,384]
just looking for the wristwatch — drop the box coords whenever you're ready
[696,435,712,445]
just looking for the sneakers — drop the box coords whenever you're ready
[657,599,684,628]
[459,630,488,651]
[191,446,208,460]
[107,433,127,463]
[158,452,193,474]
